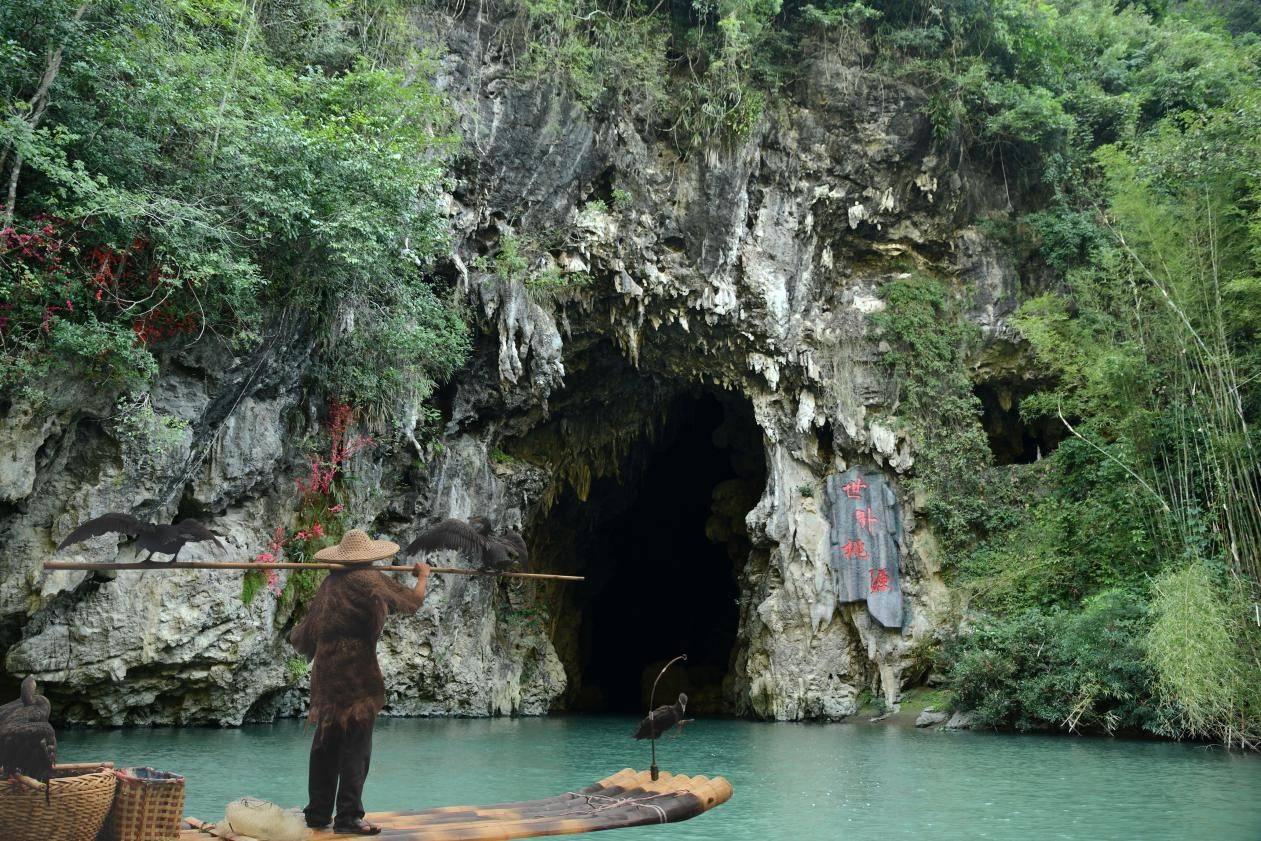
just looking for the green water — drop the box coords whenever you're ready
[60,717,1260,841]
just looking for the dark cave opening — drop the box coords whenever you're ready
[532,390,765,715]
[974,381,1066,464]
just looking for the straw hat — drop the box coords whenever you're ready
[313,529,399,564]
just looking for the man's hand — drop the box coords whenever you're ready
[413,562,430,597]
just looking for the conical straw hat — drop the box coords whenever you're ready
[313,529,399,564]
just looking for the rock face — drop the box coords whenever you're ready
[916,709,950,728]
[0,6,1017,724]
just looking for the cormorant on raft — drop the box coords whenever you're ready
[404,516,528,573]
[56,513,223,562]
[0,676,56,785]
[633,693,688,740]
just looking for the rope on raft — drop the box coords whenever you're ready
[554,789,688,824]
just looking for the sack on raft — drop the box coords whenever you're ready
[216,797,308,841]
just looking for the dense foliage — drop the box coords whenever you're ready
[775,2,1261,743]
[871,274,1008,557]
[992,86,1261,745]
[0,0,469,419]
[948,590,1165,734]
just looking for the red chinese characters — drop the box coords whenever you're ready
[841,539,869,561]
[841,477,869,500]
[855,507,878,533]
[869,568,890,593]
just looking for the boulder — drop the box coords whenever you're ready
[915,709,950,728]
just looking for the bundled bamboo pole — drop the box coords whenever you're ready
[42,560,584,582]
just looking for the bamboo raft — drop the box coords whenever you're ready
[179,768,732,840]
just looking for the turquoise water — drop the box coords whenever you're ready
[60,716,1261,841]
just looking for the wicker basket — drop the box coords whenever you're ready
[106,766,186,841]
[0,766,117,841]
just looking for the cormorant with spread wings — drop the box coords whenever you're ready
[403,516,527,572]
[57,513,224,562]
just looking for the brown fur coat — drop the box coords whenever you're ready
[290,568,424,730]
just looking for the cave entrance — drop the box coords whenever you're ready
[530,389,765,715]
[974,380,1066,464]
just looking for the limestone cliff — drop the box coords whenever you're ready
[0,5,1019,724]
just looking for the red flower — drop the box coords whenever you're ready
[267,570,282,596]
[253,550,284,597]
[295,458,335,496]
[328,401,373,466]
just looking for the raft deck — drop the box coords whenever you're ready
[180,768,733,840]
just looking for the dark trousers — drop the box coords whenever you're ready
[304,719,374,826]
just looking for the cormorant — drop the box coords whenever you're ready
[0,676,56,783]
[57,513,223,562]
[404,516,527,572]
[632,693,688,740]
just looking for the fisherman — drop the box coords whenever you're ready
[289,529,430,836]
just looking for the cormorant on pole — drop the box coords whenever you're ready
[57,513,224,562]
[632,693,688,740]
[403,516,528,573]
[640,654,689,781]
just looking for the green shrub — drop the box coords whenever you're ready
[506,0,668,111]
[318,280,471,425]
[109,396,190,471]
[285,656,311,683]
[241,571,266,606]
[1146,562,1261,746]
[47,318,159,393]
[947,590,1165,734]
[490,447,517,464]
[472,231,530,283]
[871,273,996,556]
[576,200,608,224]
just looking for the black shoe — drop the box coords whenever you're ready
[333,818,382,835]
[306,816,331,828]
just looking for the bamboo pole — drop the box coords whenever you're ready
[53,761,114,772]
[42,560,584,582]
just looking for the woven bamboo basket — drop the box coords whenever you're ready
[0,765,117,841]
[106,766,186,841]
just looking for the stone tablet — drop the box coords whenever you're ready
[826,467,904,629]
